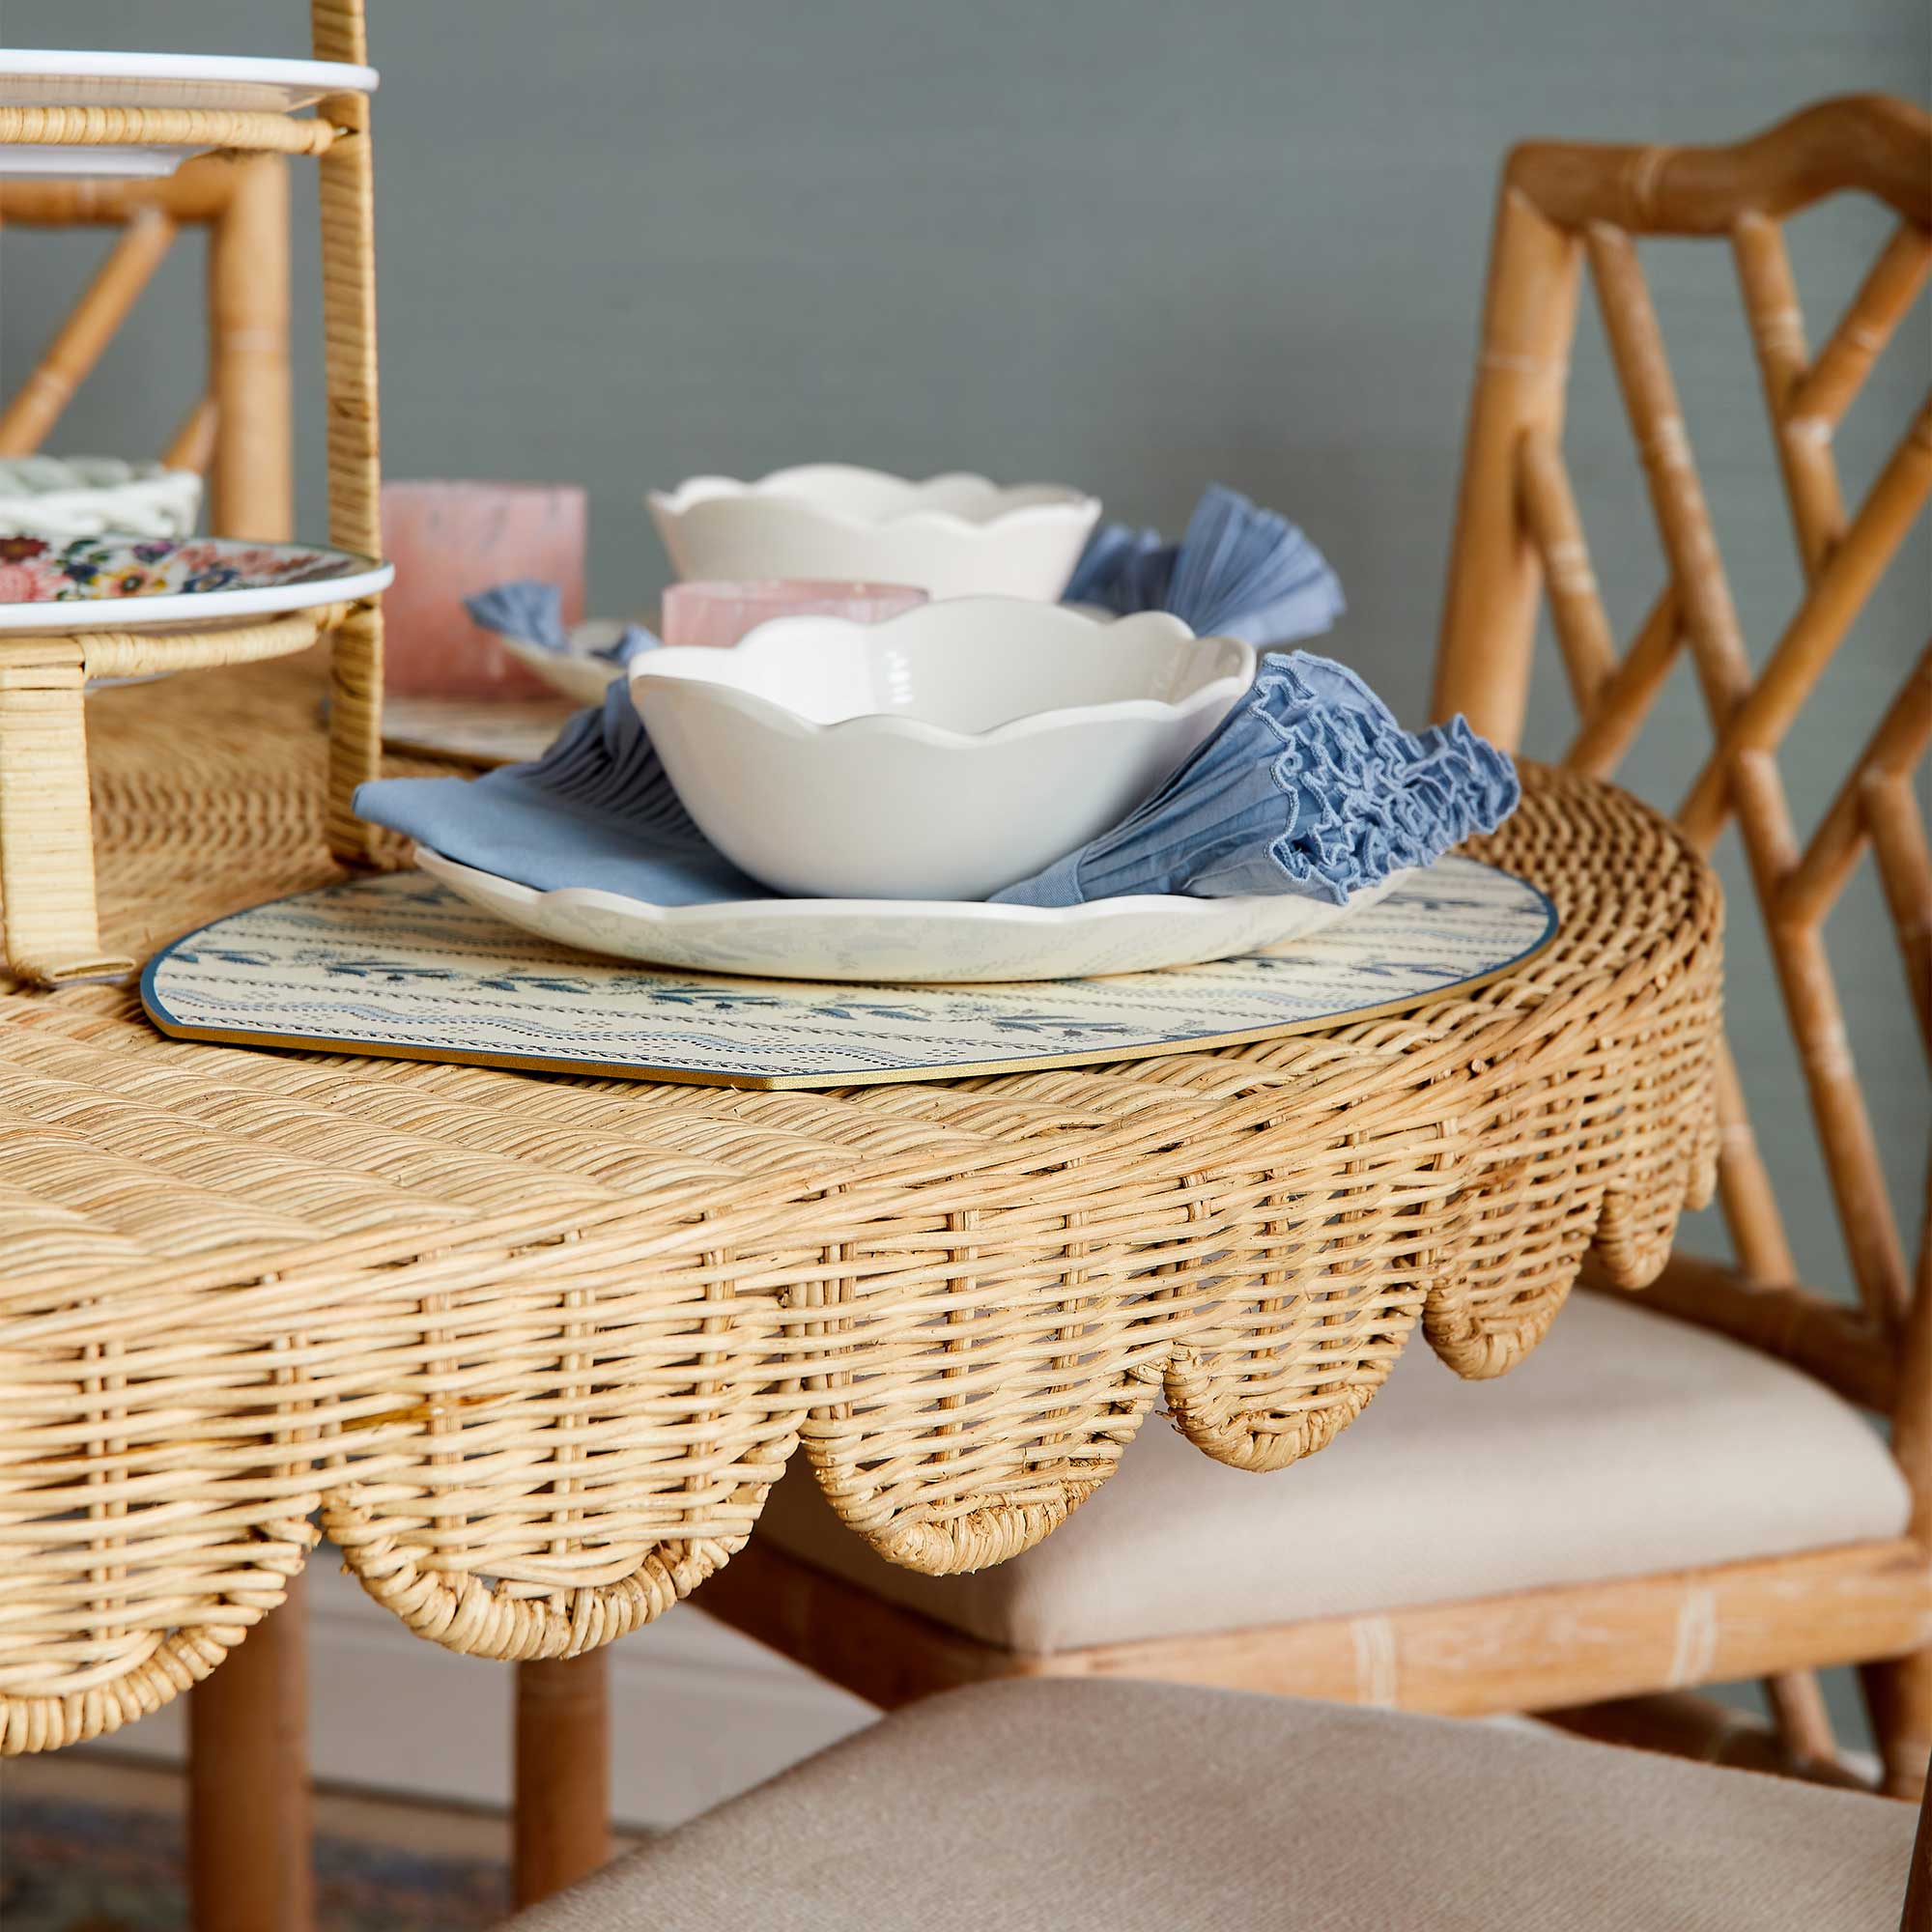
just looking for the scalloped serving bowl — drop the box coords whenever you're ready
[647,465,1101,601]
[629,598,1256,901]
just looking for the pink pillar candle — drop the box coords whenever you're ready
[381,480,586,698]
[660,579,926,650]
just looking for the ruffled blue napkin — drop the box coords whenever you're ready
[467,580,660,666]
[1063,484,1345,646]
[355,650,1517,910]
[991,651,1517,907]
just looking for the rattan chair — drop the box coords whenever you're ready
[497,1679,1932,1932]
[670,93,1932,1798]
[0,154,291,536]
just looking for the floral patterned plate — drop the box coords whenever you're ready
[0,533,393,633]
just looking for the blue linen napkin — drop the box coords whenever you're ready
[1063,484,1345,646]
[358,679,763,903]
[990,651,1518,907]
[466,579,660,666]
[355,650,1517,910]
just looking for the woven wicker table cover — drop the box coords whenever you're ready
[0,659,1719,1754]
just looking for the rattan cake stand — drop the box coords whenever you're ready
[0,653,1721,1909]
[0,4,384,990]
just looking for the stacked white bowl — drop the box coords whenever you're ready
[624,465,1257,901]
[630,597,1254,902]
[647,465,1101,603]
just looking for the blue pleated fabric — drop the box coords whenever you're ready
[356,678,763,903]
[355,649,1519,911]
[1062,484,1345,646]
[465,579,659,665]
[993,651,1519,906]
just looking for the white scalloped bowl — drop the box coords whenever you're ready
[647,465,1102,601]
[629,598,1256,901]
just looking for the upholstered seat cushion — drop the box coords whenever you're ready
[753,1290,1910,1653]
[504,1679,1917,1931]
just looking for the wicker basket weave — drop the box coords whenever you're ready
[0,656,1720,1752]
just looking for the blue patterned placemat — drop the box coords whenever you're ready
[140,862,1557,1091]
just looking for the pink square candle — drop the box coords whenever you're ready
[381,480,585,698]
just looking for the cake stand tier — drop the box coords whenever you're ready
[0,48,378,177]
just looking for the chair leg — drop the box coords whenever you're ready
[207,152,293,545]
[1764,1668,1841,1769]
[514,1653,612,1909]
[0,640,133,986]
[1861,1652,1932,1800]
[187,1577,314,1932]
[1540,1690,1868,1790]
[1905,1761,1932,1931]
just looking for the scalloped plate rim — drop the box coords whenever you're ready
[412,844,1430,982]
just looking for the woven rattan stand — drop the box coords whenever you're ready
[0,3,384,990]
[0,650,1722,1912]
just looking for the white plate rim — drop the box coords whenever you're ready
[0,147,193,177]
[0,49,379,96]
[491,622,628,701]
[0,554,394,632]
[413,844,1370,936]
[404,847,1490,983]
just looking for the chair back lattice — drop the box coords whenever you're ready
[1434,95,1931,1427]
[0,155,291,541]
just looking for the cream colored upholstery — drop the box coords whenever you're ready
[754,1290,1910,1652]
[502,1680,1918,1931]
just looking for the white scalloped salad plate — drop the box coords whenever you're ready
[412,845,1429,983]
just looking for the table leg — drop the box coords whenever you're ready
[513,1653,612,1908]
[187,1575,314,1932]
[0,640,133,985]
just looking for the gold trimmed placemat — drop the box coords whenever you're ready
[140,860,1557,1090]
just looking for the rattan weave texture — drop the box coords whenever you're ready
[0,14,386,991]
[0,659,1719,1751]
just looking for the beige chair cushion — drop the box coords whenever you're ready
[753,1290,1910,1652]
[504,1679,1917,1931]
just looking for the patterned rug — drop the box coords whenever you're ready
[0,1792,510,1931]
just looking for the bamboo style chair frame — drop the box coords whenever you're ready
[688,94,1932,1802]
[0,2,384,992]
[0,155,291,534]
